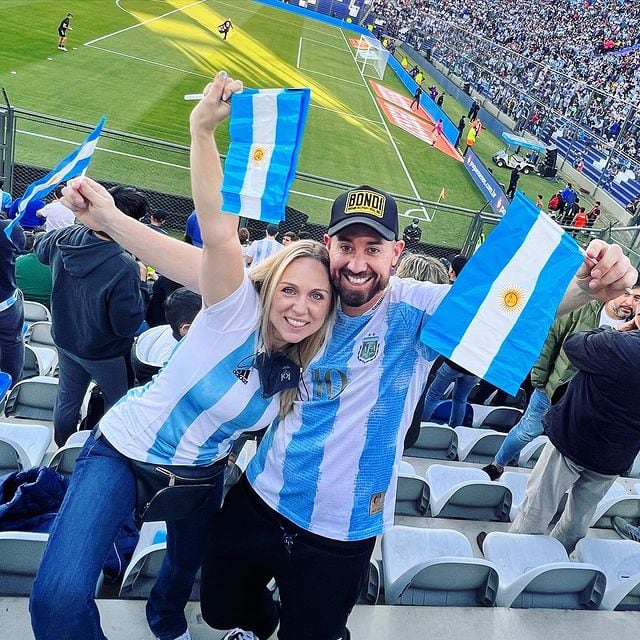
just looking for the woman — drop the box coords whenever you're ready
[30,73,335,640]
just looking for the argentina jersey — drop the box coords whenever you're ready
[248,277,450,541]
[247,238,282,266]
[100,276,279,466]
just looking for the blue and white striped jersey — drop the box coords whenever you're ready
[101,276,279,465]
[246,237,283,266]
[247,277,449,541]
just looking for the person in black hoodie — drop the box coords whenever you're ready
[508,307,640,553]
[35,185,148,445]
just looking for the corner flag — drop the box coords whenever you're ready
[420,192,584,395]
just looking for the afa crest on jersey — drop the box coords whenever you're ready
[358,336,380,364]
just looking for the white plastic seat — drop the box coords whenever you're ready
[47,430,91,478]
[3,376,58,423]
[22,344,58,379]
[632,483,640,496]
[483,532,606,609]
[575,538,640,610]
[396,461,429,517]
[498,471,530,522]
[476,407,523,433]
[25,321,55,349]
[119,522,199,600]
[0,422,51,474]
[517,435,549,468]
[22,300,51,325]
[0,531,49,596]
[469,404,496,427]
[590,482,640,528]
[425,465,512,521]
[358,558,382,605]
[382,526,498,606]
[404,423,458,460]
[454,427,507,464]
[626,453,640,479]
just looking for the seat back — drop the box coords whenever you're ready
[404,423,458,460]
[26,321,55,349]
[395,476,430,517]
[428,401,473,427]
[4,377,58,422]
[479,408,523,433]
[0,438,23,475]
[22,301,51,325]
[0,532,49,596]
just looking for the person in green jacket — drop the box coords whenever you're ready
[15,234,52,309]
[482,280,640,480]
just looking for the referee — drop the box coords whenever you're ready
[57,13,73,52]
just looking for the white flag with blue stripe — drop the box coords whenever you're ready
[221,88,310,223]
[5,116,105,240]
[421,192,584,395]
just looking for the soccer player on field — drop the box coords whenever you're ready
[57,13,73,51]
[218,19,233,41]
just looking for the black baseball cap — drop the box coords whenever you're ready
[328,185,398,241]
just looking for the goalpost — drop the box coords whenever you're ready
[355,34,389,80]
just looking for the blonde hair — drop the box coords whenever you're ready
[396,252,449,284]
[248,239,335,416]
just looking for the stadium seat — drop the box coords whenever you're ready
[498,471,530,522]
[0,531,49,596]
[25,322,58,376]
[47,430,91,478]
[428,400,473,427]
[382,526,498,606]
[482,532,606,609]
[22,344,58,380]
[3,376,58,422]
[403,422,457,460]
[517,435,548,468]
[575,538,640,611]
[475,407,523,433]
[22,301,51,325]
[358,558,382,605]
[0,422,51,475]
[395,461,430,517]
[626,452,640,479]
[589,482,640,529]
[454,427,507,464]
[425,465,512,521]
[119,522,199,600]
[485,387,528,410]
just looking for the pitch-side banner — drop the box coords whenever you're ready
[463,148,509,216]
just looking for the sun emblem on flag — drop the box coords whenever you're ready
[498,285,527,314]
[253,147,265,162]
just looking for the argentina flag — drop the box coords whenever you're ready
[5,116,106,240]
[221,88,311,223]
[421,192,584,395]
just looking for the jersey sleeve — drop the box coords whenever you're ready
[198,273,259,334]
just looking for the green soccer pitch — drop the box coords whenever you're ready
[1,0,595,246]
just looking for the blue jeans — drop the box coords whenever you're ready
[0,298,24,385]
[494,387,550,467]
[30,432,225,640]
[422,362,479,427]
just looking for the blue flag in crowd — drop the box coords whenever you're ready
[420,191,584,395]
[221,88,311,223]
[5,116,106,240]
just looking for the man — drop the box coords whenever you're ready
[15,233,53,309]
[0,217,25,384]
[483,281,640,480]
[560,182,577,219]
[9,197,45,231]
[506,167,520,199]
[57,13,73,51]
[455,116,466,149]
[432,119,444,145]
[218,19,233,41]
[36,184,75,232]
[35,185,148,445]
[464,126,477,154]
[402,218,422,246]
[184,210,203,248]
[245,223,282,267]
[587,201,601,228]
[468,99,480,121]
[436,92,445,108]
[409,85,422,110]
[448,254,468,282]
[60,81,636,639]
[281,231,298,246]
[0,179,13,215]
[507,310,640,554]
[147,208,168,235]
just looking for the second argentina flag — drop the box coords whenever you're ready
[421,192,584,395]
[221,88,311,223]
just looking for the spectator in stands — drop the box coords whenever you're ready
[131,287,202,385]
[282,231,298,246]
[238,226,252,261]
[148,208,169,234]
[145,274,182,327]
[36,184,75,232]
[409,84,422,110]
[506,314,640,553]
[245,223,282,267]
[35,185,149,446]
[395,252,449,284]
[402,218,422,246]
[448,254,468,282]
[9,197,45,231]
[482,281,640,481]
[184,210,203,248]
[15,233,52,309]
[0,179,13,215]
[0,216,25,384]
[506,167,520,199]
[30,73,335,640]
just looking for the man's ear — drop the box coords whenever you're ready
[180,322,191,337]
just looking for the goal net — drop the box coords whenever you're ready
[355,35,389,80]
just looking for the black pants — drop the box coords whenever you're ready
[201,476,375,640]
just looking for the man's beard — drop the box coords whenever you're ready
[332,270,388,308]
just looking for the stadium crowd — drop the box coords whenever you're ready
[371,0,640,178]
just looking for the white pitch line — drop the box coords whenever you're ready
[297,37,303,69]
[290,190,334,202]
[302,36,351,52]
[85,44,212,78]
[310,103,384,126]
[298,65,364,87]
[86,0,209,46]
[338,28,423,202]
